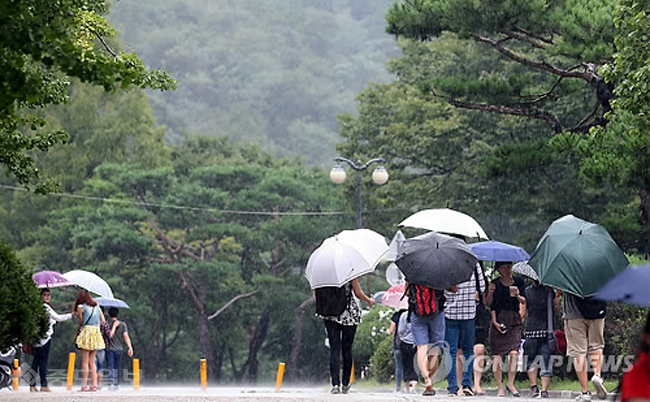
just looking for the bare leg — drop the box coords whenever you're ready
[589,350,603,377]
[574,355,590,393]
[428,346,441,382]
[417,345,431,384]
[89,350,98,387]
[473,344,485,394]
[493,355,504,396]
[541,376,551,391]
[80,350,90,388]
[507,351,519,394]
[527,367,538,387]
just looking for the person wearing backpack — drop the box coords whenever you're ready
[398,309,419,393]
[316,278,374,394]
[106,307,134,391]
[404,281,450,396]
[562,293,608,402]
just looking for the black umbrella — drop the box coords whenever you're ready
[395,232,478,289]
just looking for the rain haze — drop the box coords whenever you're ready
[1,0,649,401]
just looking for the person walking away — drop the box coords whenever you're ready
[398,310,419,393]
[523,281,557,398]
[316,278,374,394]
[620,311,650,402]
[74,290,105,392]
[486,261,526,397]
[29,288,74,392]
[106,307,133,390]
[405,281,450,396]
[563,293,608,401]
[444,266,486,397]
[389,309,406,393]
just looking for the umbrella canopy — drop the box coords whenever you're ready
[594,264,650,307]
[94,297,130,309]
[512,261,540,281]
[469,241,530,262]
[62,270,114,298]
[305,229,389,289]
[385,262,406,286]
[381,283,408,309]
[395,231,478,289]
[399,208,489,240]
[32,270,74,289]
[386,230,406,261]
[528,215,629,297]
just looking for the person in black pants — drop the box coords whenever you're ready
[29,289,73,392]
[318,278,374,394]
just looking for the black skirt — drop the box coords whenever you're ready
[489,310,522,355]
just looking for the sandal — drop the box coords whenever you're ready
[89,385,97,392]
[78,386,89,392]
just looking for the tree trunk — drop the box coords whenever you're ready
[247,311,270,383]
[639,188,650,256]
[197,311,216,379]
[287,296,315,381]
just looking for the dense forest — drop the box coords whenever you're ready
[2,0,649,387]
[107,0,399,164]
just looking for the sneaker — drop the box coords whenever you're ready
[447,392,458,397]
[40,387,52,392]
[331,385,341,394]
[592,375,608,399]
[342,384,351,394]
[541,390,550,399]
[29,386,38,392]
[575,391,592,402]
[530,385,541,398]
[463,386,475,396]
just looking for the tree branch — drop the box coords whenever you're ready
[431,91,564,133]
[208,290,260,321]
[500,30,547,50]
[178,271,205,314]
[512,26,554,45]
[472,35,589,80]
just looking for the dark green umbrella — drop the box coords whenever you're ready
[528,215,629,297]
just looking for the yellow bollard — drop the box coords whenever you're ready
[133,359,140,391]
[12,359,19,391]
[66,353,76,391]
[275,362,285,393]
[350,361,355,384]
[200,359,207,391]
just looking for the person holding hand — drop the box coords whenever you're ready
[485,262,526,397]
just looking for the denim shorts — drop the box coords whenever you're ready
[411,312,446,347]
[524,337,552,377]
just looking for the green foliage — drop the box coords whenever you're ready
[0,0,175,191]
[370,335,395,384]
[107,0,397,163]
[0,242,48,350]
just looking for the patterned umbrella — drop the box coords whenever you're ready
[381,283,408,309]
[32,271,73,289]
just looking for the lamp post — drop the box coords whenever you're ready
[329,157,389,229]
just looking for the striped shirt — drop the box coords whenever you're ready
[444,268,486,321]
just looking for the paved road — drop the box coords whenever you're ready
[0,386,579,401]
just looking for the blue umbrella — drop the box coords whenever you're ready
[469,241,530,262]
[594,264,650,307]
[94,297,130,309]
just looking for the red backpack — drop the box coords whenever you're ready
[407,284,444,317]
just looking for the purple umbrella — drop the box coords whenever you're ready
[32,270,73,289]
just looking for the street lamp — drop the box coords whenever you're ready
[330,157,388,229]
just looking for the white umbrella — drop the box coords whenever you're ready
[512,261,539,281]
[385,230,406,261]
[385,262,406,286]
[305,229,389,289]
[62,270,114,298]
[399,208,489,240]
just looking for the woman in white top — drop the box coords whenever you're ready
[29,288,74,392]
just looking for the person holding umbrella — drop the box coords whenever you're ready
[74,290,106,392]
[317,278,374,394]
[485,261,526,397]
[28,288,75,392]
